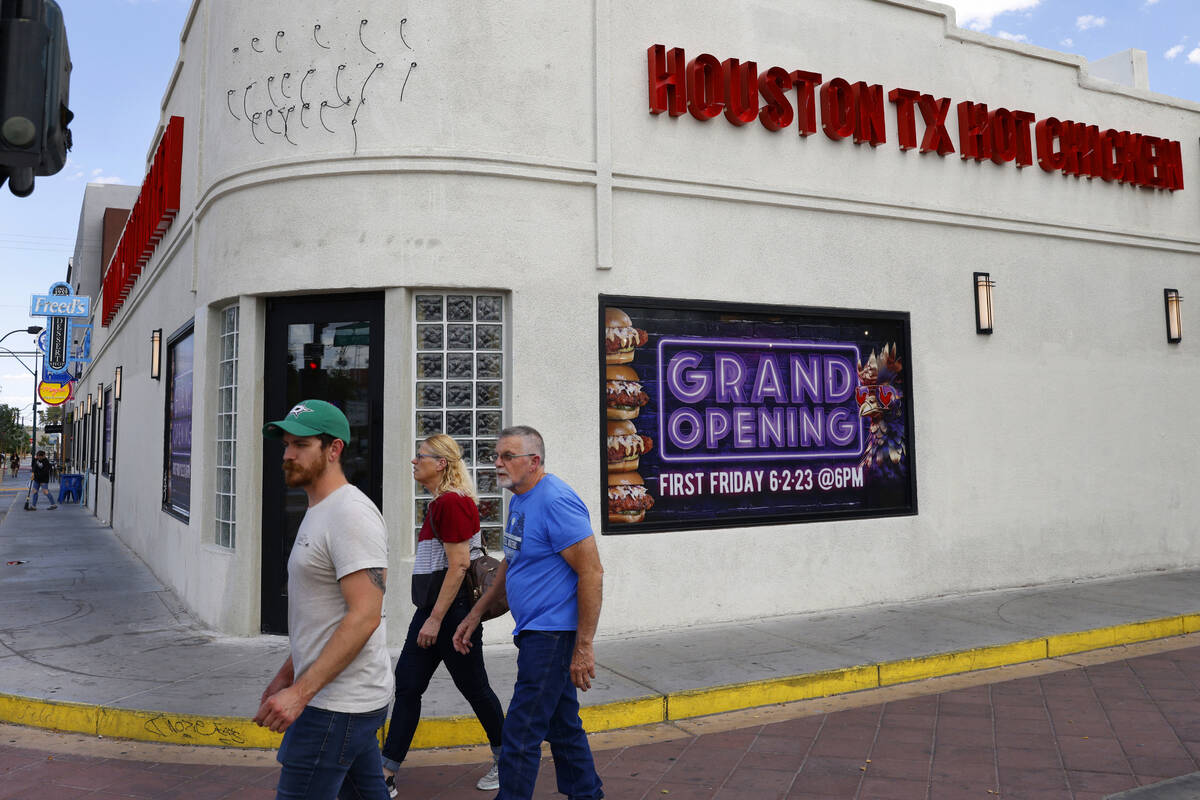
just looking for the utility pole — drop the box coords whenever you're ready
[30,348,37,454]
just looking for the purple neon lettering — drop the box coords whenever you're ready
[827,407,857,445]
[714,353,748,402]
[825,357,855,402]
[750,354,787,403]
[759,407,785,447]
[669,408,704,448]
[733,408,756,447]
[706,408,732,447]
[666,351,710,402]
[790,355,822,402]
[800,408,824,447]
[654,337,866,463]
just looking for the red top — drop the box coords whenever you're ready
[419,491,479,545]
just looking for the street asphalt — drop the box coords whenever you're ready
[3,466,1200,798]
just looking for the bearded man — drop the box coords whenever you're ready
[256,399,393,799]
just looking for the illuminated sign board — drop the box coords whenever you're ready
[600,296,917,534]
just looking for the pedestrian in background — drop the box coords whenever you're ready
[381,434,505,796]
[9,453,18,478]
[27,451,57,510]
[454,425,605,800]
[255,399,393,799]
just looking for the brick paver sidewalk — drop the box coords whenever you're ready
[3,641,1200,798]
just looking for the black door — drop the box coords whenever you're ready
[261,293,385,634]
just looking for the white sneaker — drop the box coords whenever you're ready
[476,759,499,791]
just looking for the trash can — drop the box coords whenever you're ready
[58,474,83,504]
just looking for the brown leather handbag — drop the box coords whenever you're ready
[467,545,509,621]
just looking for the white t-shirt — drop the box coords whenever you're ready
[287,483,393,713]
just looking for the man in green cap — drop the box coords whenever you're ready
[255,399,393,799]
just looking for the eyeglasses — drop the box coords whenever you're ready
[414,452,443,461]
[496,452,536,463]
[855,384,900,408]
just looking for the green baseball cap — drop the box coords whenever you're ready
[262,399,351,444]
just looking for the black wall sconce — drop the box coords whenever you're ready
[114,366,122,401]
[1165,289,1183,344]
[974,272,995,335]
[151,329,162,380]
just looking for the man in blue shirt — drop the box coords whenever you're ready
[454,425,605,800]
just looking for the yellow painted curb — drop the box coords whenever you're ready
[0,693,97,735]
[411,713,488,749]
[1,614,1197,749]
[0,694,282,748]
[1046,617,1185,658]
[666,665,878,721]
[878,638,1047,686]
[580,696,665,732]
[99,706,283,748]
[409,696,666,749]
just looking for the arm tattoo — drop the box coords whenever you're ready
[367,567,386,594]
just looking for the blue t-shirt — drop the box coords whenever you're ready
[502,474,594,635]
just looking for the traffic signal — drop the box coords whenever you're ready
[0,0,72,198]
[303,343,323,370]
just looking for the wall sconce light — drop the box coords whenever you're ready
[114,366,122,401]
[86,393,92,413]
[1165,289,1183,344]
[974,272,995,335]
[97,382,103,406]
[151,328,162,380]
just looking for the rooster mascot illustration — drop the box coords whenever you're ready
[855,343,906,482]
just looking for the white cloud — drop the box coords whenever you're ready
[92,176,124,185]
[1076,14,1107,30]
[1060,37,1075,48]
[90,168,103,177]
[947,1,1040,31]
[1144,0,1160,5]
[1165,44,1185,60]
[996,31,1031,43]
[1189,47,1200,65]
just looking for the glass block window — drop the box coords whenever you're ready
[215,306,239,548]
[414,293,505,550]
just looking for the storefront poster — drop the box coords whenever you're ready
[165,331,193,516]
[600,296,917,534]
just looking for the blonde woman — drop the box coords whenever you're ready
[382,435,504,795]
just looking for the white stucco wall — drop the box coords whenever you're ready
[74,0,1200,643]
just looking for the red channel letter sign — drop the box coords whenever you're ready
[647,45,1184,192]
[101,116,184,327]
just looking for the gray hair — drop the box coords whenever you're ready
[499,425,545,464]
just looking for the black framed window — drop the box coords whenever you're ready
[163,323,194,520]
[102,388,113,477]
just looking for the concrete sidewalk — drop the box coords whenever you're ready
[2,495,1200,754]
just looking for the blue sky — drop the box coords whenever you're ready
[947,0,1200,104]
[0,0,1197,421]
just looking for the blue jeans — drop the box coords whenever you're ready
[381,598,505,770]
[275,704,390,799]
[30,481,53,506]
[498,630,603,800]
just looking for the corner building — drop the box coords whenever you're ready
[67,0,1200,643]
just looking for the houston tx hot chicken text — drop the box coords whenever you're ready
[648,44,1183,192]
